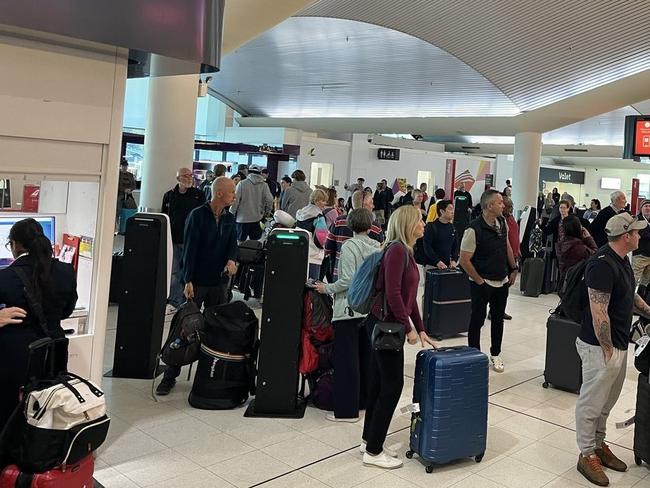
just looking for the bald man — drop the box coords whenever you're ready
[161,167,205,310]
[157,176,238,395]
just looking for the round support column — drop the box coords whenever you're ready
[512,132,542,215]
[140,56,199,211]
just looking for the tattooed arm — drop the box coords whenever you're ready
[633,293,650,319]
[587,287,614,363]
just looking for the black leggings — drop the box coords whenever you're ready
[362,317,404,455]
[333,318,371,418]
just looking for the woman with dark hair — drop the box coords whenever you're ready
[556,214,597,278]
[0,218,77,430]
[583,199,601,221]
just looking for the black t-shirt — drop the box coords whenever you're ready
[579,245,635,350]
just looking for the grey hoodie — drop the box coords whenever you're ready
[324,234,381,321]
[230,173,274,223]
[282,181,312,218]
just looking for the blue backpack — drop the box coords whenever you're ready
[348,242,404,315]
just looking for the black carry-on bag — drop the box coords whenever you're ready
[634,374,650,467]
[422,268,471,340]
[542,314,582,393]
[520,257,544,297]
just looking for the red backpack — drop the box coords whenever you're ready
[298,289,334,374]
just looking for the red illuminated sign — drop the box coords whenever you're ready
[635,120,650,156]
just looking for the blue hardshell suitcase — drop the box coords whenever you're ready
[406,346,489,473]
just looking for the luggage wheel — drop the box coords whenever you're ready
[475,453,484,463]
[542,382,549,389]
[425,465,434,474]
[405,450,413,459]
[635,455,642,466]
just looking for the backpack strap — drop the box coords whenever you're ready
[12,266,54,338]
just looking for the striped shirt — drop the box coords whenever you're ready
[324,214,385,280]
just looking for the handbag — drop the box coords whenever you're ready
[370,243,410,352]
[371,321,405,351]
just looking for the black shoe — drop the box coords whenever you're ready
[487,312,512,320]
[156,378,176,396]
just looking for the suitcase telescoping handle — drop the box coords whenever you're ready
[434,345,466,352]
[26,336,69,381]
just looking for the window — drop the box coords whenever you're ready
[638,174,650,198]
[310,162,333,188]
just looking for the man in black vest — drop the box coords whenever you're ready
[459,190,518,373]
[590,190,627,248]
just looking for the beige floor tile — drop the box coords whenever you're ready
[113,402,192,430]
[490,391,543,411]
[256,471,331,488]
[479,457,556,488]
[228,418,302,448]
[94,466,140,488]
[486,426,537,457]
[207,450,293,488]
[262,435,339,468]
[152,468,235,488]
[393,455,474,488]
[448,474,508,488]
[496,413,560,440]
[308,422,364,450]
[140,415,221,447]
[97,429,167,466]
[539,428,580,454]
[353,472,421,488]
[561,465,647,487]
[510,442,578,475]
[301,452,383,488]
[115,449,201,486]
[173,432,255,466]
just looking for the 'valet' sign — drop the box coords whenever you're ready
[539,167,585,185]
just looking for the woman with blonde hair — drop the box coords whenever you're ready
[296,188,329,279]
[361,205,438,469]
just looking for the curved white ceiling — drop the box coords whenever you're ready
[300,0,650,112]
[211,17,519,117]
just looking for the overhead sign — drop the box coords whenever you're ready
[539,167,585,185]
[377,148,400,160]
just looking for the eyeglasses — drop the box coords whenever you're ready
[4,240,11,251]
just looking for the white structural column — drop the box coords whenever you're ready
[512,132,542,214]
[140,56,199,211]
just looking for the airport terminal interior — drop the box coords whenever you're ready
[2,1,650,487]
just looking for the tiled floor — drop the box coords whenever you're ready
[96,287,650,488]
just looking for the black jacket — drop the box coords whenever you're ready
[0,256,77,336]
[590,205,619,248]
[420,220,458,266]
[161,186,206,244]
[182,204,238,287]
[634,215,650,256]
[468,216,509,281]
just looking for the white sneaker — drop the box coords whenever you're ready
[359,441,398,458]
[491,355,505,373]
[363,450,403,469]
[326,413,359,423]
[165,304,177,316]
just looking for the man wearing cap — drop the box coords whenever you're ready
[230,164,273,241]
[575,212,650,486]
[632,199,650,298]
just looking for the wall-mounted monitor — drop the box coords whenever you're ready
[623,115,650,160]
[600,177,621,190]
[0,215,55,268]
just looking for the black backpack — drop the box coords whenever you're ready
[160,301,205,367]
[556,252,618,323]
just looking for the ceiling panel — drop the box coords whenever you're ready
[300,0,650,112]
[210,17,519,117]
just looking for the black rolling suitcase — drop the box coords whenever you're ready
[422,269,471,340]
[520,256,544,297]
[542,314,582,393]
[634,374,650,467]
[541,242,559,294]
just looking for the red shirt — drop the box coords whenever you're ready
[372,243,424,334]
[506,214,520,259]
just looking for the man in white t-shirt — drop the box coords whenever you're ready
[459,190,518,373]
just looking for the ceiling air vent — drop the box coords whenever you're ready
[461,146,480,150]
[564,148,588,153]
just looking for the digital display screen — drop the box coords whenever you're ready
[635,120,650,156]
[0,216,55,268]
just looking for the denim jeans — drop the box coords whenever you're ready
[168,243,184,308]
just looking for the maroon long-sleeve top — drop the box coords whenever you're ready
[371,243,424,334]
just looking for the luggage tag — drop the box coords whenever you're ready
[615,409,635,429]
[635,335,650,357]
[399,403,420,415]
